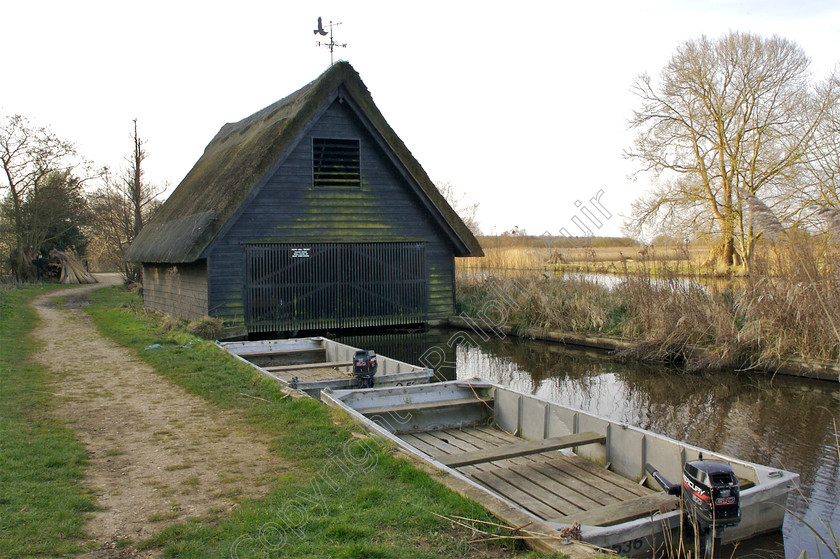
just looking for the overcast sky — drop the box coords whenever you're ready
[3,1,838,237]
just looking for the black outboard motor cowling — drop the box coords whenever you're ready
[647,458,741,559]
[682,460,741,528]
[352,350,377,389]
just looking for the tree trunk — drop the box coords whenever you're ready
[722,237,735,267]
[132,119,144,239]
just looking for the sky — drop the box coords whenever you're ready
[2,1,839,238]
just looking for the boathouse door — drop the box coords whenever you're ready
[243,242,427,333]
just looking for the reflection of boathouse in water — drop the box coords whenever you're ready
[126,62,482,336]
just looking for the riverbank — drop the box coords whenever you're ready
[454,243,840,383]
[449,314,840,383]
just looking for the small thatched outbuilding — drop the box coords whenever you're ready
[125,61,482,336]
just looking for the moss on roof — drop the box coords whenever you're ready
[125,62,483,264]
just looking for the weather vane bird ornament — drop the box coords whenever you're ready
[313,16,346,66]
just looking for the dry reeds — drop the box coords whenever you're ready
[457,211,840,368]
[457,272,623,336]
[739,193,840,363]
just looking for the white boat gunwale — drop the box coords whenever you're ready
[217,337,433,396]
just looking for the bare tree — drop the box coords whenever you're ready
[88,119,162,281]
[127,119,150,239]
[87,170,135,272]
[436,180,481,236]
[626,32,826,271]
[0,114,77,280]
[799,71,840,217]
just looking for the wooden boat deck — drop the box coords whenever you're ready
[228,345,352,382]
[270,366,353,382]
[401,425,677,526]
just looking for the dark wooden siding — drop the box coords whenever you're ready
[205,99,456,331]
[142,262,208,320]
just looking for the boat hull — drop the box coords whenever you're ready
[217,337,432,398]
[323,380,799,556]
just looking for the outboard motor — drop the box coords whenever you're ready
[352,350,377,389]
[646,457,740,559]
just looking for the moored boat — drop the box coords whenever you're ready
[323,379,799,557]
[217,337,432,398]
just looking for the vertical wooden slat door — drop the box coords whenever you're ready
[244,242,427,333]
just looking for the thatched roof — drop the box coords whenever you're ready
[126,61,483,264]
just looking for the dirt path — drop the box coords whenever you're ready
[32,275,285,557]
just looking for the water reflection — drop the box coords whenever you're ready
[334,329,839,558]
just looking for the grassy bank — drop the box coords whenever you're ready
[84,286,567,558]
[0,285,96,557]
[456,238,840,371]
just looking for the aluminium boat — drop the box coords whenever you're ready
[323,379,798,557]
[217,337,432,399]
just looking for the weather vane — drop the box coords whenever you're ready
[314,16,347,66]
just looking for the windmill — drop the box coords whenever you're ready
[314,16,347,65]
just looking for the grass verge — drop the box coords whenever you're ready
[84,286,569,558]
[0,285,96,557]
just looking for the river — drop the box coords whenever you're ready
[335,328,840,558]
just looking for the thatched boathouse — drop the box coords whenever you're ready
[125,62,482,336]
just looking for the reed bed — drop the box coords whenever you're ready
[459,239,711,277]
[456,235,840,370]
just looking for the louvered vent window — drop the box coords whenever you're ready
[313,138,360,188]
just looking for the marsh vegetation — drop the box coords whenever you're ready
[456,233,840,371]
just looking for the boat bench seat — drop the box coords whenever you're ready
[439,431,606,468]
[264,361,352,372]
[551,492,679,527]
[238,348,326,360]
[359,397,494,417]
